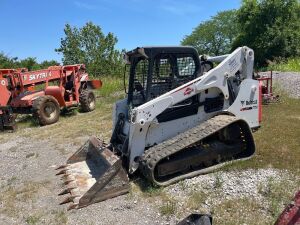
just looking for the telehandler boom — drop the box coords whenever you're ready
[0,64,102,130]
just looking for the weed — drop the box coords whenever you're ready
[187,190,207,210]
[211,198,267,225]
[258,177,298,221]
[133,178,163,198]
[7,176,17,186]
[0,186,18,216]
[142,184,163,197]
[178,180,188,191]
[96,76,125,98]
[214,173,223,189]
[159,200,177,216]
[51,210,68,225]
[0,180,49,217]
[25,215,41,225]
[268,57,300,72]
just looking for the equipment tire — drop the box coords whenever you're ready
[32,96,60,126]
[79,90,96,112]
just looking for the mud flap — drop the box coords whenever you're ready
[56,137,130,210]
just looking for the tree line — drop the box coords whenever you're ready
[0,53,59,71]
[182,0,300,66]
[1,0,299,74]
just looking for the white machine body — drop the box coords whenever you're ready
[112,46,260,173]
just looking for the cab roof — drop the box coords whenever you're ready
[125,46,199,61]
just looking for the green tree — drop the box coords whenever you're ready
[39,60,59,69]
[18,57,41,71]
[181,10,238,55]
[0,53,18,69]
[0,53,58,70]
[233,0,300,66]
[56,22,124,77]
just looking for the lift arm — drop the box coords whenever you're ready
[126,46,256,173]
[131,46,254,125]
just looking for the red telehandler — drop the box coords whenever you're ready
[0,64,102,131]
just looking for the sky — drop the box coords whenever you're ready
[0,0,240,62]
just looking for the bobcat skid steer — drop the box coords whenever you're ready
[56,46,261,210]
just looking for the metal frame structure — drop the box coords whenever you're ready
[0,64,102,130]
[257,71,279,104]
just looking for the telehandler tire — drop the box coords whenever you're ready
[32,96,60,126]
[79,90,96,112]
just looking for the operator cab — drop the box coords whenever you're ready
[125,47,202,107]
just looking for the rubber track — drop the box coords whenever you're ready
[140,114,253,186]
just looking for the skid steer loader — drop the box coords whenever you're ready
[56,46,261,210]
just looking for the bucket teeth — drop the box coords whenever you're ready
[56,169,68,176]
[60,174,70,180]
[64,179,74,185]
[56,165,68,170]
[59,196,77,205]
[67,203,78,211]
[58,187,75,196]
[56,137,130,210]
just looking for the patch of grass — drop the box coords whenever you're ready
[0,181,49,217]
[50,210,68,225]
[212,198,267,225]
[258,177,300,222]
[133,178,163,198]
[16,114,39,129]
[0,186,18,216]
[143,185,163,197]
[253,91,300,171]
[214,173,223,189]
[7,176,17,185]
[268,57,300,72]
[96,76,125,98]
[25,215,41,225]
[186,190,207,210]
[18,182,41,202]
[159,200,177,216]
[178,180,188,190]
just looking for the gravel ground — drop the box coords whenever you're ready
[166,168,293,206]
[1,136,296,225]
[0,136,165,225]
[167,169,284,199]
[0,71,299,225]
[259,71,300,98]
